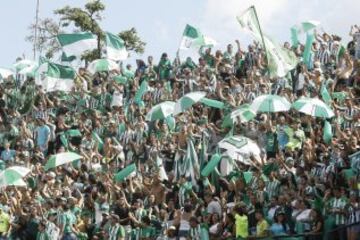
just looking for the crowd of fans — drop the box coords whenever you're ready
[0,25,359,240]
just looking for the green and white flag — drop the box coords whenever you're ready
[37,61,76,92]
[291,21,319,47]
[179,24,216,50]
[237,6,298,78]
[57,32,97,57]
[182,139,200,185]
[105,32,128,61]
[87,59,119,75]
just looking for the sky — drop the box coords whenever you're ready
[0,0,359,68]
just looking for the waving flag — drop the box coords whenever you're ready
[105,32,128,61]
[37,61,75,92]
[179,24,216,50]
[57,32,97,57]
[237,6,298,78]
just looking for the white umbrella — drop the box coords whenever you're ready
[145,101,175,121]
[174,91,206,115]
[292,97,334,118]
[250,94,291,113]
[0,166,31,187]
[13,59,36,72]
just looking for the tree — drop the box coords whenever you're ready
[118,28,146,54]
[55,0,105,61]
[27,0,145,62]
[26,18,62,59]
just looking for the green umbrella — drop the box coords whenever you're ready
[145,101,175,121]
[0,166,31,187]
[222,104,256,128]
[44,152,83,171]
[292,97,334,118]
[230,104,256,122]
[250,94,291,113]
[115,163,136,182]
[174,91,206,115]
[87,59,119,75]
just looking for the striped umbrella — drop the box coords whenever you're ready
[0,68,13,80]
[44,152,83,171]
[250,94,291,113]
[87,59,119,74]
[174,91,206,115]
[13,59,36,72]
[18,63,38,78]
[0,166,31,187]
[292,97,334,118]
[145,101,175,121]
[230,104,256,123]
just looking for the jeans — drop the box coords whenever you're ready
[62,233,78,240]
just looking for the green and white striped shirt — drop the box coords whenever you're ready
[266,179,280,200]
[108,223,125,240]
[330,197,347,225]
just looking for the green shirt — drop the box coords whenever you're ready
[59,210,77,233]
[36,231,50,240]
[140,226,156,239]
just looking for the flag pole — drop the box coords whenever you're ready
[251,5,272,92]
[33,0,40,60]
[251,6,267,62]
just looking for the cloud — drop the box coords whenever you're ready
[200,0,359,49]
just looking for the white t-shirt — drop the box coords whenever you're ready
[111,90,123,107]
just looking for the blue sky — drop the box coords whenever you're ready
[0,0,358,67]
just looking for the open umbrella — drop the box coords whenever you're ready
[145,101,175,121]
[174,91,206,115]
[218,136,261,165]
[230,104,256,123]
[44,152,83,171]
[13,59,36,72]
[292,97,334,118]
[0,68,13,80]
[87,59,119,74]
[0,166,31,187]
[18,63,38,78]
[250,94,291,113]
[222,104,256,129]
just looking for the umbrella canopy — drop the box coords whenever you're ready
[230,104,256,123]
[218,136,261,165]
[13,59,36,72]
[250,94,291,113]
[145,101,175,121]
[18,63,38,78]
[44,152,83,171]
[292,97,334,118]
[174,91,206,115]
[87,59,119,74]
[0,68,13,80]
[0,166,31,187]
[222,104,256,129]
